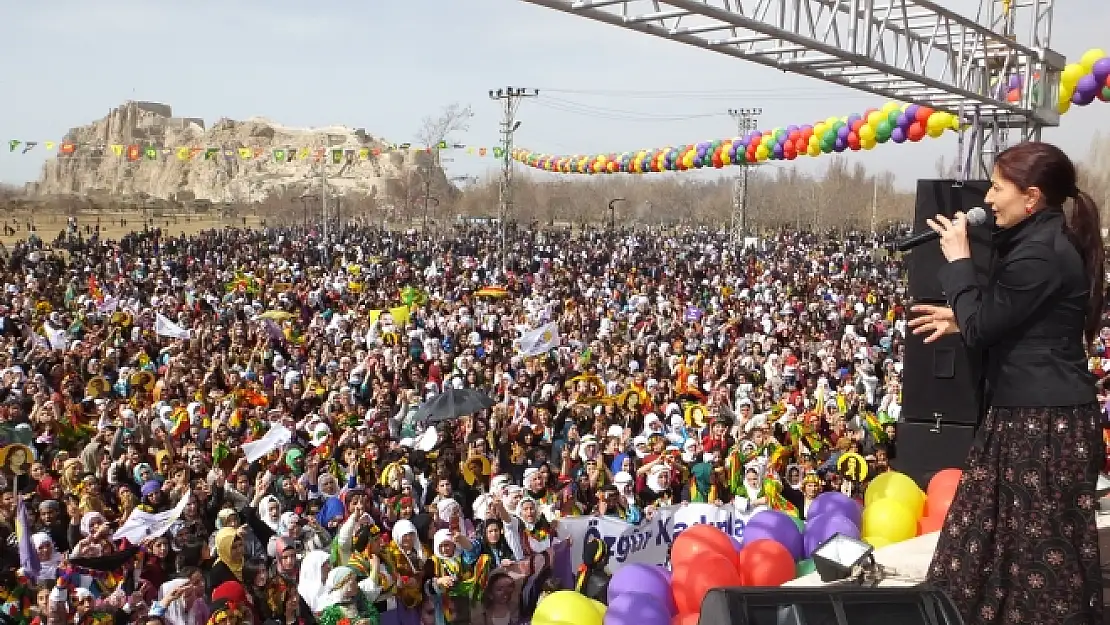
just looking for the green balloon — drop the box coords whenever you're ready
[1102,86,1110,101]
[877,120,893,135]
[888,109,901,125]
[821,141,834,154]
[796,559,817,578]
[791,515,806,534]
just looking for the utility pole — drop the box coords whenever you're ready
[321,162,328,262]
[488,86,539,272]
[870,177,879,234]
[728,108,760,246]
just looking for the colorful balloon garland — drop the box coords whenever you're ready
[514,47,1110,175]
[512,101,959,175]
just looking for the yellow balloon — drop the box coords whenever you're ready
[825,116,839,127]
[533,591,604,625]
[858,125,876,142]
[588,598,607,619]
[862,498,918,544]
[1059,99,1072,114]
[927,125,945,138]
[807,144,821,157]
[722,152,731,166]
[864,471,925,518]
[1062,63,1085,88]
[1081,48,1107,72]
[881,101,900,115]
[866,111,883,129]
[863,535,895,549]
[861,138,876,150]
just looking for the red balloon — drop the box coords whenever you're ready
[672,613,701,625]
[671,524,741,569]
[672,552,744,614]
[918,514,944,535]
[847,132,860,149]
[788,130,801,142]
[785,151,797,160]
[915,106,934,123]
[907,122,925,142]
[1007,89,1021,103]
[850,119,865,132]
[712,155,724,168]
[737,539,795,587]
[926,468,962,519]
[1104,74,1110,88]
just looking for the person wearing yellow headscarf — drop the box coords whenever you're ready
[209,526,245,590]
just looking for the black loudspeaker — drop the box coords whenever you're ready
[906,179,994,302]
[698,586,965,625]
[892,421,978,489]
[901,331,983,425]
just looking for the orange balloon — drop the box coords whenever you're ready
[917,514,944,535]
[672,552,743,614]
[670,524,740,569]
[926,469,962,518]
[737,539,795,586]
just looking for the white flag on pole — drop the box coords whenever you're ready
[516,322,560,357]
[154,313,191,340]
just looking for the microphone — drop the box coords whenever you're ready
[893,207,989,252]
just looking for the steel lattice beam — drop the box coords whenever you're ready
[521,0,1064,128]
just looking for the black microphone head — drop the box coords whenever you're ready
[966,206,988,226]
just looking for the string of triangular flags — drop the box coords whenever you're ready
[3,139,507,162]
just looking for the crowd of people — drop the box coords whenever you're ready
[0,219,1096,625]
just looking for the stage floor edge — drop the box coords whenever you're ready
[786,511,1110,591]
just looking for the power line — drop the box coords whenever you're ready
[535,87,876,100]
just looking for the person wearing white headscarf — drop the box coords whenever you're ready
[298,550,332,614]
[31,533,63,582]
[256,495,281,533]
[435,497,474,537]
[314,565,382,625]
[151,578,203,625]
[387,519,426,610]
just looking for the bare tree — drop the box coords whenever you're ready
[415,103,474,150]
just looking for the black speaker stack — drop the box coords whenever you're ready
[895,180,993,489]
[697,586,966,625]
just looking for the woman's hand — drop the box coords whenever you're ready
[926,212,971,262]
[909,304,960,343]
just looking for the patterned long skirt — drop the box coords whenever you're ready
[927,403,1104,625]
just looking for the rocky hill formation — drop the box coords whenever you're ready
[28,101,437,204]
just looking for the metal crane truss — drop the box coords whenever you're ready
[520,0,1065,127]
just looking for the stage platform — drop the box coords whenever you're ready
[787,511,1110,589]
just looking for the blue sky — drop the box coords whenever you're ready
[1,0,1109,189]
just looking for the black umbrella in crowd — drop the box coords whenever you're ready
[412,388,496,423]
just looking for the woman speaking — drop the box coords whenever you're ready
[910,141,1105,625]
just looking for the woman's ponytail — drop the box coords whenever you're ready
[1067,190,1106,348]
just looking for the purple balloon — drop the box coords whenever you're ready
[1073,88,1096,106]
[904,104,920,120]
[803,514,861,558]
[1093,58,1110,83]
[834,137,847,152]
[836,125,850,140]
[730,535,744,555]
[807,492,863,527]
[1076,74,1100,98]
[891,127,907,143]
[896,112,912,129]
[1008,74,1023,89]
[605,593,671,625]
[742,510,804,561]
[607,563,676,614]
[772,144,784,159]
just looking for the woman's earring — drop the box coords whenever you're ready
[1025,205,1034,215]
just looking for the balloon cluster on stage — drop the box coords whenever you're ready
[512,101,960,175]
[532,469,964,624]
